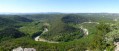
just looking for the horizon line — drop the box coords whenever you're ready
[1,12,119,14]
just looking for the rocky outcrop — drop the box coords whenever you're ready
[12,47,36,51]
[114,42,119,51]
[13,47,23,51]
[24,48,36,51]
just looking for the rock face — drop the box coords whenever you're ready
[24,48,36,51]
[114,42,119,51]
[12,47,36,51]
[13,47,23,51]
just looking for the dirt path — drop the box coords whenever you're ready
[35,22,92,43]
[35,28,48,42]
[81,22,99,24]
[79,22,100,36]
[34,28,59,43]
[35,36,40,41]
[38,37,59,43]
[80,26,89,35]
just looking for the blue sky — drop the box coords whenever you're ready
[0,0,119,13]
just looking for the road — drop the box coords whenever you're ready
[34,28,59,43]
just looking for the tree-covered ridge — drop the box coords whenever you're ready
[0,28,25,42]
[62,14,90,24]
[0,17,16,25]
[9,15,33,22]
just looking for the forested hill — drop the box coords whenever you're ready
[62,14,90,24]
[0,17,16,25]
